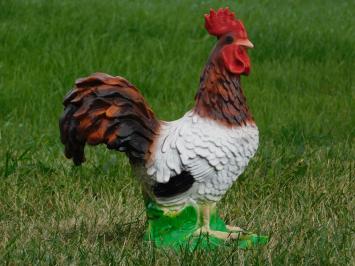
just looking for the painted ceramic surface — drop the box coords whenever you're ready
[59,7,268,249]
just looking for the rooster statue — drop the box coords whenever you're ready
[60,7,268,249]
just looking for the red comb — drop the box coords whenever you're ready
[204,7,247,39]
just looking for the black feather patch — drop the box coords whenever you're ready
[153,171,195,198]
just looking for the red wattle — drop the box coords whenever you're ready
[221,45,250,75]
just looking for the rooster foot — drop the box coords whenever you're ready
[226,225,246,233]
[195,204,249,240]
[193,226,248,240]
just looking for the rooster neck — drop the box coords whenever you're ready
[193,60,254,127]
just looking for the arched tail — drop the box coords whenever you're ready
[59,73,160,165]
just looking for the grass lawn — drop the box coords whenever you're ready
[0,0,354,264]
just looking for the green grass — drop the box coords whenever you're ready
[0,0,354,264]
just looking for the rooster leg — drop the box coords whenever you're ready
[193,204,247,240]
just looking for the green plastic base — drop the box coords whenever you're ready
[144,201,268,250]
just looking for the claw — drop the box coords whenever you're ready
[193,226,250,241]
[226,225,247,233]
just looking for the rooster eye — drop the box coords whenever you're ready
[225,36,234,44]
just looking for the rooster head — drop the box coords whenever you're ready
[205,7,253,75]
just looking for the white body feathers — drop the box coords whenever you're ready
[141,111,259,207]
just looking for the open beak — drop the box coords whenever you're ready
[235,39,254,48]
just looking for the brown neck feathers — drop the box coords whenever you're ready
[193,61,254,127]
